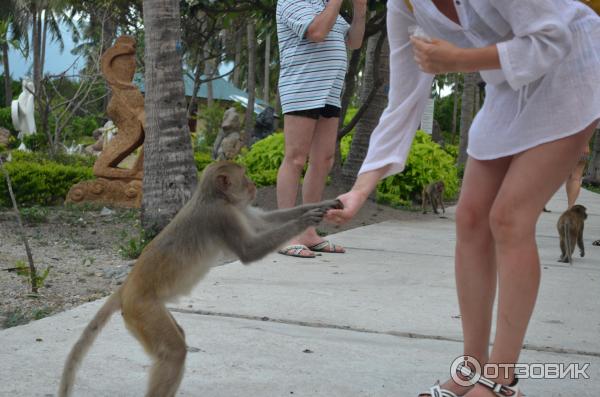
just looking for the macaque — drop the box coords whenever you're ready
[421,181,445,215]
[58,161,342,397]
[557,204,587,264]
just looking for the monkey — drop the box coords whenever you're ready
[421,181,445,215]
[58,161,343,397]
[557,204,587,264]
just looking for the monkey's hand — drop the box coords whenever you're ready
[299,207,327,229]
[317,199,344,211]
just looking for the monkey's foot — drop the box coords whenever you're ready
[308,240,345,254]
[278,245,317,258]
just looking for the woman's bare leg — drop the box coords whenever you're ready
[297,116,344,249]
[466,124,596,396]
[422,156,511,396]
[276,114,318,256]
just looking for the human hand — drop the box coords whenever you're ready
[410,36,463,74]
[325,189,368,225]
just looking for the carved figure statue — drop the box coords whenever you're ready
[93,35,145,180]
[66,36,145,208]
[212,107,243,160]
[11,79,36,139]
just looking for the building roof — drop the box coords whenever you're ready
[134,72,272,115]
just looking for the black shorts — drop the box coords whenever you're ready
[285,105,341,120]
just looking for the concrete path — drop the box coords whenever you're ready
[1,188,599,396]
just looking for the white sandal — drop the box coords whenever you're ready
[457,364,521,397]
[419,381,460,397]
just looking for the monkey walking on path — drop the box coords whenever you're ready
[557,204,587,264]
[58,161,342,397]
[421,181,445,215]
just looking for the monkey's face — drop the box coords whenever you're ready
[241,171,257,203]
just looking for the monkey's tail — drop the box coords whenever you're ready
[58,290,121,397]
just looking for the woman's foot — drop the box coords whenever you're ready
[418,379,473,396]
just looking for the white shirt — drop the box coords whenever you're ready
[276,0,350,113]
[360,0,600,178]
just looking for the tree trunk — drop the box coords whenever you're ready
[40,9,48,80]
[273,88,281,130]
[233,25,243,87]
[457,72,478,167]
[32,7,41,100]
[584,128,600,185]
[339,48,362,128]
[263,33,270,103]
[142,0,198,234]
[187,52,202,118]
[451,73,459,142]
[341,33,390,189]
[203,43,213,107]
[244,20,256,145]
[2,41,11,107]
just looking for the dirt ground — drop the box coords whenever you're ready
[0,185,429,329]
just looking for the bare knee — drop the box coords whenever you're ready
[282,149,309,173]
[455,200,490,240]
[308,151,335,173]
[489,203,534,245]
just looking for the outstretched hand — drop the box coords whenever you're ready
[325,190,368,225]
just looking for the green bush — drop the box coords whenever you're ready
[10,150,96,167]
[443,143,459,160]
[340,133,353,163]
[376,131,459,207]
[237,132,285,187]
[22,133,48,151]
[63,116,99,144]
[194,151,213,172]
[0,107,14,132]
[0,160,93,207]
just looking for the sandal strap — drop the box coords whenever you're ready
[429,383,459,397]
[458,365,519,397]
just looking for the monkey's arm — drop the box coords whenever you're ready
[219,208,324,263]
[258,199,342,224]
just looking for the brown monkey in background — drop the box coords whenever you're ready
[58,161,342,397]
[421,181,445,215]
[557,204,587,264]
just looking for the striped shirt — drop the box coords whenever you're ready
[276,0,350,113]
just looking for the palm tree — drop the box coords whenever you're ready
[142,0,198,234]
[341,32,389,189]
[243,19,256,145]
[457,72,478,167]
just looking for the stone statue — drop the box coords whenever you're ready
[11,79,36,139]
[212,107,243,160]
[67,36,145,208]
[253,106,275,142]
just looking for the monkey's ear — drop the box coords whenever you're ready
[216,174,231,192]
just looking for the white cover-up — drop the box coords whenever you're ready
[360,0,600,178]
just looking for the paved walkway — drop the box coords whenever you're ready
[1,188,599,396]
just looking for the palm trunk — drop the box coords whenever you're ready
[341,33,390,189]
[244,20,256,145]
[142,0,198,234]
[2,41,11,107]
[32,7,41,100]
[263,33,270,103]
[457,72,478,167]
[451,73,459,142]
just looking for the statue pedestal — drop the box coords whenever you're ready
[66,178,142,208]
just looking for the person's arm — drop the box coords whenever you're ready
[346,0,368,49]
[305,0,344,42]
[326,0,432,224]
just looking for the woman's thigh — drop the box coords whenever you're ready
[491,123,598,237]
